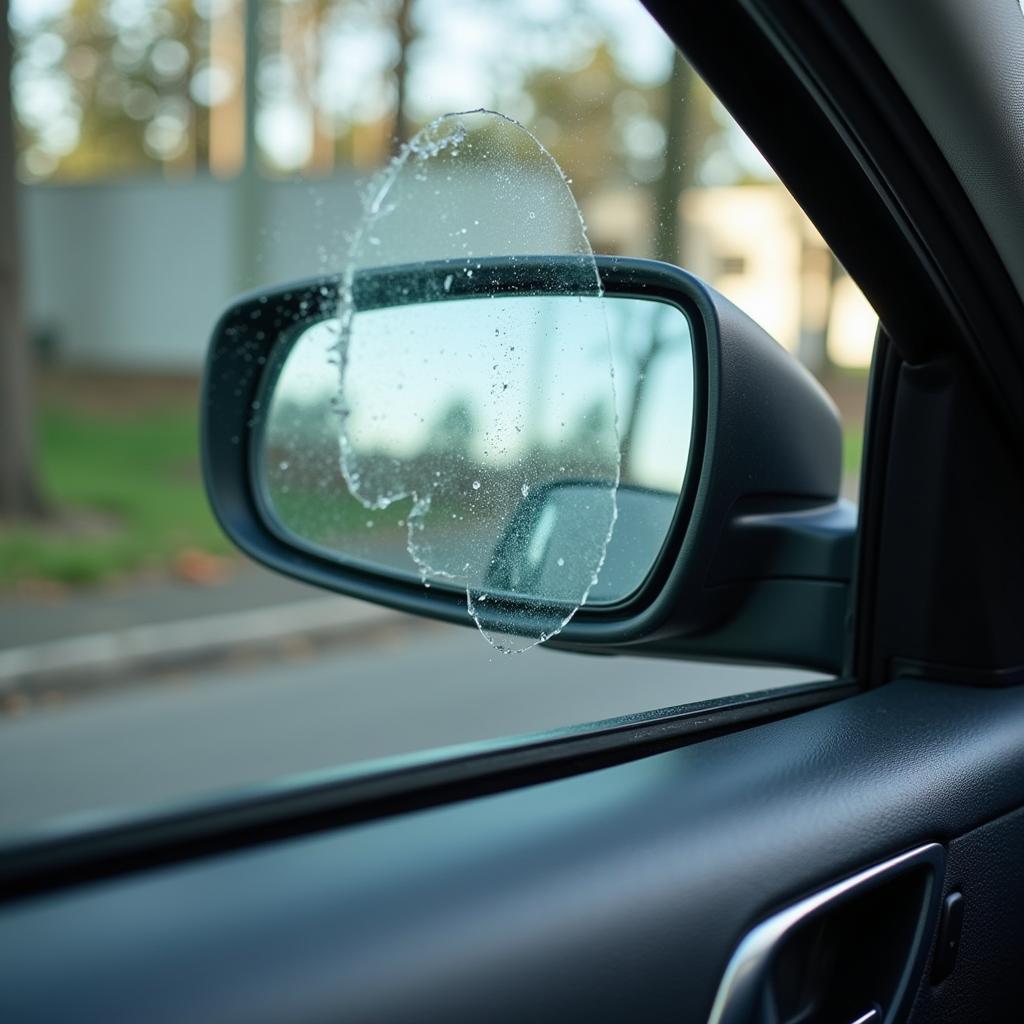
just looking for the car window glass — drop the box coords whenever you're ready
[0,0,872,839]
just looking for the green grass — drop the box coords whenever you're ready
[0,399,869,589]
[843,428,863,477]
[0,404,232,588]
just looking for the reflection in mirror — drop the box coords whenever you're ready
[488,483,680,605]
[258,293,694,609]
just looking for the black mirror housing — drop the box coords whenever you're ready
[202,257,854,671]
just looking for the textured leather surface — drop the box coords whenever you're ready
[3,680,1024,1023]
[843,0,1024,303]
[909,803,1024,1023]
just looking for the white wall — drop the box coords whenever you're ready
[19,176,876,373]
[19,174,362,371]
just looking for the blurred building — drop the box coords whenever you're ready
[587,183,876,371]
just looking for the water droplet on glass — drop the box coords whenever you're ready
[334,109,618,655]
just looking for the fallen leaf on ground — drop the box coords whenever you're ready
[173,548,232,586]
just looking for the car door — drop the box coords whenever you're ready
[4,1,1024,1022]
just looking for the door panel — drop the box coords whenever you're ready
[3,680,1024,1022]
[909,804,1024,1024]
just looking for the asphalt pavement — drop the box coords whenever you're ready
[0,620,819,838]
[0,565,339,650]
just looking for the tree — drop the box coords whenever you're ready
[0,14,46,519]
[12,0,217,183]
[616,50,699,477]
[390,0,415,153]
[652,50,695,263]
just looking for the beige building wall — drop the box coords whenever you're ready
[586,184,877,370]
[683,185,876,369]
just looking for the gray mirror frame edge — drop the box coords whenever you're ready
[201,256,854,671]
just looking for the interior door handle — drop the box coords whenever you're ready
[850,1009,881,1024]
[707,844,945,1024]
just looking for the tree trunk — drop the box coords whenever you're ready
[235,0,264,292]
[652,51,694,264]
[390,0,415,154]
[0,14,46,520]
[623,51,694,477]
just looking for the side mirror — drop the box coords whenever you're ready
[202,256,854,669]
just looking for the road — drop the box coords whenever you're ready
[0,621,820,838]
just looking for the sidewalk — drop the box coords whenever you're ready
[2,486,861,704]
[0,565,412,704]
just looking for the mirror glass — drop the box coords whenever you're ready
[257,291,695,608]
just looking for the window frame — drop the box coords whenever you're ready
[11,0,1020,902]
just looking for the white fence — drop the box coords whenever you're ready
[20,174,361,371]
[19,176,875,372]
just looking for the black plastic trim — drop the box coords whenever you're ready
[0,677,847,903]
[746,0,1024,445]
[893,660,1024,691]
[643,1,1024,687]
[849,329,900,683]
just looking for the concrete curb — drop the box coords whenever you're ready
[0,598,407,702]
